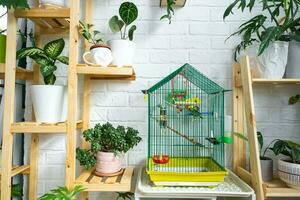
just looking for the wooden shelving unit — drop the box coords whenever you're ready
[1,0,135,199]
[232,56,300,200]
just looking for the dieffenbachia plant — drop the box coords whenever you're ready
[17,38,69,85]
[109,2,138,41]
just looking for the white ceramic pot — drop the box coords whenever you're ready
[239,41,289,78]
[39,0,66,7]
[31,85,67,123]
[278,159,300,189]
[260,157,273,182]
[285,41,300,78]
[96,152,122,174]
[83,45,113,67]
[107,39,136,67]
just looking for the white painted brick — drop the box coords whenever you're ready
[90,107,107,122]
[129,93,148,107]
[91,92,128,107]
[149,50,188,64]
[188,0,229,7]
[107,108,147,122]
[38,165,65,180]
[150,22,188,35]
[45,152,66,164]
[171,36,210,49]
[190,22,230,36]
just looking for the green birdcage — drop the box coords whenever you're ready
[145,64,228,186]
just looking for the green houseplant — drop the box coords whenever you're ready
[79,20,113,67]
[108,1,138,67]
[0,0,29,63]
[38,185,85,200]
[17,38,69,123]
[224,0,300,78]
[160,0,176,24]
[270,139,300,188]
[76,122,141,175]
[289,94,300,104]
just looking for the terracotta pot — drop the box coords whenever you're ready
[95,151,121,174]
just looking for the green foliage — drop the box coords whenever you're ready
[160,0,176,24]
[76,122,142,170]
[78,21,103,45]
[116,192,134,200]
[224,0,300,60]
[257,131,263,156]
[270,140,300,164]
[289,94,300,104]
[0,0,29,9]
[38,185,85,200]
[16,38,68,85]
[12,184,23,198]
[109,2,138,41]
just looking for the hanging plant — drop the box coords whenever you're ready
[160,0,176,24]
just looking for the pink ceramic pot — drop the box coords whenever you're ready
[95,151,121,174]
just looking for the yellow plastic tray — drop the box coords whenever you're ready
[147,157,228,184]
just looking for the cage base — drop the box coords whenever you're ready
[152,181,220,187]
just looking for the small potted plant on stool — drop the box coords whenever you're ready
[76,122,142,176]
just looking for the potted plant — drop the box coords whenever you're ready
[108,1,138,67]
[79,20,113,67]
[224,0,300,78]
[39,0,66,7]
[0,0,29,63]
[38,185,85,200]
[160,0,176,24]
[270,140,300,188]
[17,38,69,123]
[76,122,142,176]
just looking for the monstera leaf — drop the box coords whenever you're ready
[44,38,65,59]
[119,2,138,25]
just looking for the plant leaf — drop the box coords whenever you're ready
[128,25,137,41]
[40,65,57,77]
[57,56,69,65]
[43,73,56,85]
[16,47,45,59]
[257,132,263,153]
[44,38,65,59]
[109,15,124,33]
[31,54,51,66]
[119,2,138,25]
[223,0,240,20]
[258,26,282,55]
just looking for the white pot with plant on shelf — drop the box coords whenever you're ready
[17,38,69,123]
[271,139,300,189]
[108,2,138,67]
[286,41,300,78]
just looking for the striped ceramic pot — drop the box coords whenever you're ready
[95,152,121,175]
[278,159,300,189]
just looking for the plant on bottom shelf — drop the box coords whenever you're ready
[116,192,134,200]
[160,0,176,24]
[289,94,300,104]
[76,122,141,175]
[108,2,138,67]
[38,185,85,200]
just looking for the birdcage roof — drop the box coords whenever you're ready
[147,63,224,94]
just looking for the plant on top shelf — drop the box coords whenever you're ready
[108,2,138,67]
[160,0,176,24]
[38,185,85,200]
[16,38,69,123]
[76,122,142,175]
[79,20,113,67]
[224,0,300,79]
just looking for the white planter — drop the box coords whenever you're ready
[83,45,113,67]
[260,157,273,182]
[31,85,67,123]
[239,41,289,78]
[107,39,136,67]
[39,0,66,7]
[278,159,300,189]
[285,41,300,78]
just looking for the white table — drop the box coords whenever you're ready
[135,167,255,200]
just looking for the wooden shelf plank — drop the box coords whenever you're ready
[264,179,300,197]
[77,64,136,80]
[74,167,133,192]
[0,165,30,177]
[160,0,186,7]
[252,78,300,84]
[0,64,33,80]
[11,121,83,133]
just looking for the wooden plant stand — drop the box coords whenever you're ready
[232,56,300,199]
[0,0,135,199]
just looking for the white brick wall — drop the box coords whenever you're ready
[23,0,300,199]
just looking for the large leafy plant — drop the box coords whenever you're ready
[270,140,300,164]
[224,0,300,59]
[78,20,104,46]
[109,2,138,41]
[17,38,69,85]
[76,122,142,169]
[38,185,85,200]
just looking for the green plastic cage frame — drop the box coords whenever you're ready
[146,63,228,186]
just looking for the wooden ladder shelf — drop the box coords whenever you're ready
[0,0,135,199]
[232,56,300,199]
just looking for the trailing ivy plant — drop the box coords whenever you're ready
[76,122,142,170]
[289,94,300,104]
[116,192,134,200]
[224,0,300,60]
[160,0,176,24]
[78,20,104,45]
[16,38,69,85]
[109,2,138,41]
[270,140,300,164]
[38,185,85,200]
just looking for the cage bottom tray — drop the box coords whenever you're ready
[147,157,228,186]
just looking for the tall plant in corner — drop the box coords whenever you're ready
[17,38,69,123]
[108,2,138,67]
